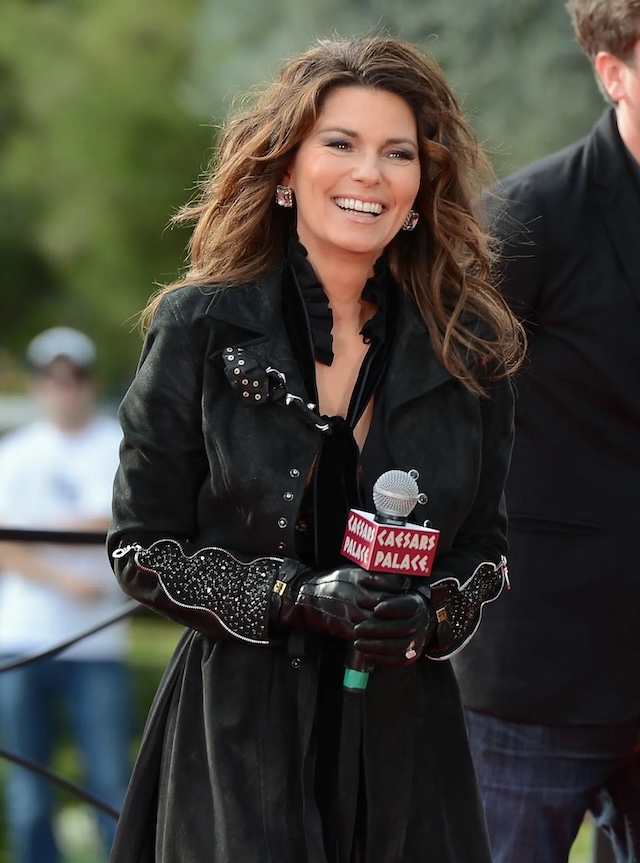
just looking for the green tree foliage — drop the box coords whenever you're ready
[0,0,606,395]
[186,0,605,175]
[394,0,606,174]
[0,0,211,395]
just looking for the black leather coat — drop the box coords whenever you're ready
[108,269,514,863]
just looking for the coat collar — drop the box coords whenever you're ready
[203,269,453,414]
[591,108,640,302]
[203,268,285,335]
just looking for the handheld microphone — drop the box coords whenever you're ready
[342,469,440,693]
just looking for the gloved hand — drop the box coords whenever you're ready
[270,562,411,642]
[353,585,436,667]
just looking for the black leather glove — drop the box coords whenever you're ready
[353,585,436,667]
[270,561,411,642]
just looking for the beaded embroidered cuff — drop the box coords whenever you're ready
[116,539,285,645]
[423,556,509,660]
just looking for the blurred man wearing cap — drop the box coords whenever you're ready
[0,327,131,863]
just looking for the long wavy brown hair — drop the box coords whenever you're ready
[144,35,525,394]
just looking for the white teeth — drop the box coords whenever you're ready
[334,197,383,215]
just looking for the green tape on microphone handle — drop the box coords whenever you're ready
[343,667,369,692]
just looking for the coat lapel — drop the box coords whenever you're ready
[592,109,640,308]
[385,297,452,417]
[202,269,310,400]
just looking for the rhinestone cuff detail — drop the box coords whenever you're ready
[424,556,508,660]
[133,539,284,644]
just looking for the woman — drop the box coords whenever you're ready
[108,35,525,863]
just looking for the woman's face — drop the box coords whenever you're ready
[284,85,421,268]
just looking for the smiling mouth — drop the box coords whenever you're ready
[333,197,384,216]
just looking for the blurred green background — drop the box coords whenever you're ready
[0,0,604,403]
[0,0,607,860]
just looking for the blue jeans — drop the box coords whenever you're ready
[0,657,132,863]
[465,708,640,863]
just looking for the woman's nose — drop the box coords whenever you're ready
[350,154,382,184]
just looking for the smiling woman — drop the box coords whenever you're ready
[107,34,526,863]
[282,85,423,432]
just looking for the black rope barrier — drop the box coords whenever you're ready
[0,748,120,819]
[0,526,138,822]
[0,527,107,544]
[0,599,141,673]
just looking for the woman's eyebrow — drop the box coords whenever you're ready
[318,125,417,146]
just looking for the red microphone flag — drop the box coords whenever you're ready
[341,508,440,577]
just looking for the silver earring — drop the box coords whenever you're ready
[275,184,294,208]
[402,209,419,232]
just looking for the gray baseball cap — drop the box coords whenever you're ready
[26,327,97,371]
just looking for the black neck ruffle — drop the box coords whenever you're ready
[287,234,390,366]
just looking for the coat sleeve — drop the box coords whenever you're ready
[107,291,284,642]
[433,373,515,579]
[420,373,515,658]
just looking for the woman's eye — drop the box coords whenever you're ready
[326,139,352,151]
[388,149,414,160]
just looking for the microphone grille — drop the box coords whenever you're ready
[372,469,420,520]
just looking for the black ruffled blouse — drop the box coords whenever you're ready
[282,234,398,570]
[288,235,389,368]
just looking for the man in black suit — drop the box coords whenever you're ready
[452,2,640,861]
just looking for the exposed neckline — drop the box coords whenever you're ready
[287,233,390,366]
